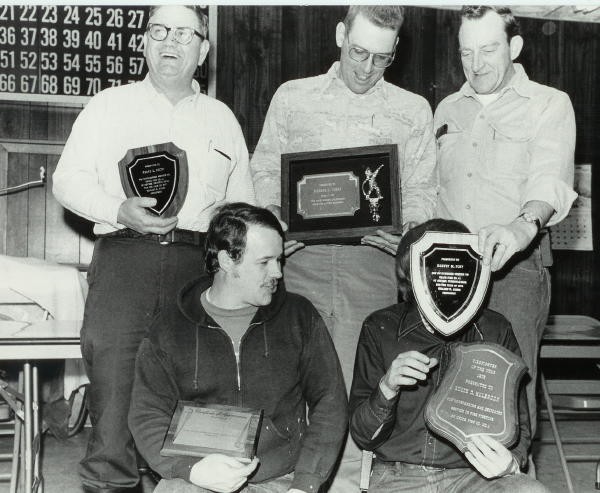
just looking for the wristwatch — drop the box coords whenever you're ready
[517,212,541,233]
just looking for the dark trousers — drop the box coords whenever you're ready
[79,235,205,491]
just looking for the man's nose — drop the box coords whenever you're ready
[272,263,283,279]
[363,54,375,74]
[472,52,484,72]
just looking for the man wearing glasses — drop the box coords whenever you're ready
[53,5,254,492]
[250,6,436,491]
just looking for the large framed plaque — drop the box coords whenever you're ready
[160,402,263,462]
[118,142,188,217]
[425,342,527,452]
[281,145,401,243]
[411,232,491,336]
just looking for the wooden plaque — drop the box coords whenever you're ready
[281,144,401,244]
[160,402,263,462]
[424,342,527,452]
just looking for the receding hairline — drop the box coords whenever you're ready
[148,5,208,36]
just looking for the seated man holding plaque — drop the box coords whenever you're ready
[129,203,347,493]
[349,219,549,493]
[53,5,255,492]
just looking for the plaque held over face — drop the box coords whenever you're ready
[281,144,402,243]
[410,232,490,337]
[411,231,528,452]
[118,142,189,217]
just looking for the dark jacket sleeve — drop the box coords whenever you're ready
[128,338,197,481]
[349,316,399,450]
[292,304,348,492]
[495,315,532,469]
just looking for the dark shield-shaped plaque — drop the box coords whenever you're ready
[410,232,491,336]
[118,142,189,216]
[424,342,528,452]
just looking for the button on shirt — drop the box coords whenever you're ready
[251,62,437,225]
[434,64,577,233]
[53,76,255,235]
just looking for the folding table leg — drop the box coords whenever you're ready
[9,372,23,493]
[33,364,43,493]
[24,362,33,493]
[541,374,575,493]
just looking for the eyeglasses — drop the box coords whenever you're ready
[346,36,395,68]
[146,23,205,45]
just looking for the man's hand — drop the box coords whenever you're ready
[465,435,518,478]
[189,454,259,493]
[117,197,178,234]
[361,230,401,256]
[284,240,304,257]
[478,220,537,272]
[380,351,438,399]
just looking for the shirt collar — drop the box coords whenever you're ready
[451,63,533,102]
[141,74,201,103]
[321,61,388,99]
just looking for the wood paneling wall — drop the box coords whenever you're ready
[0,6,598,317]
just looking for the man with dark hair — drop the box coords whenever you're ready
[250,6,437,489]
[53,5,254,491]
[129,203,347,493]
[349,219,550,493]
[435,5,576,437]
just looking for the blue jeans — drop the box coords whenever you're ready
[80,235,205,490]
[487,246,550,436]
[284,245,398,493]
[368,462,551,493]
[153,473,294,493]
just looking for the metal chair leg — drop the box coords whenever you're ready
[541,374,575,493]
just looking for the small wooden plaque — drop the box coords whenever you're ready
[160,402,263,462]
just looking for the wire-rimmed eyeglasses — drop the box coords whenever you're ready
[346,36,395,68]
[147,23,205,45]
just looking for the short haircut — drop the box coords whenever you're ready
[205,202,284,275]
[148,5,208,37]
[343,5,405,34]
[460,6,520,40]
[396,218,470,301]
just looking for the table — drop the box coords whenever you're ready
[0,319,81,493]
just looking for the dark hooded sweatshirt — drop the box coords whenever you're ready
[128,276,347,492]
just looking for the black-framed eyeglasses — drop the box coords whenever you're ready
[346,36,395,68]
[147,23,205,45]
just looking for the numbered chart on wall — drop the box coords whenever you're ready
[0,5,210,103]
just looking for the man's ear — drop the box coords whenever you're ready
[217,250,234,274]
[335,22,346,49]
[198,39,210,67]
[509,35,523,61]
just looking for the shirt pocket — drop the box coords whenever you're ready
[436,131,463,185]
[487,122,531,180]
[203,148,232,199]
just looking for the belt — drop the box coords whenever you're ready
[103,228,206,246]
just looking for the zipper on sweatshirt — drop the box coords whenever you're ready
[207,321,263,401]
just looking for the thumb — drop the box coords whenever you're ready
[236,457,259,476]
[133,196,157,207]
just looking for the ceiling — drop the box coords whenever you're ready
[431,5,600,23]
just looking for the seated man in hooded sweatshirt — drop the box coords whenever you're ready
[129,202,347,493]
[349,218,550,493]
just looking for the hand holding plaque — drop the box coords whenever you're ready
[410,231,528,453]
[118,142,188,217]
